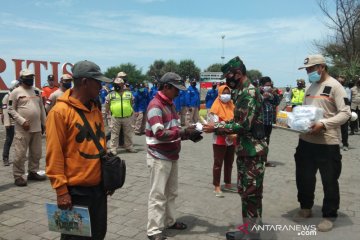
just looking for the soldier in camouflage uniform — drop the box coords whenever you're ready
[203,56,268,240]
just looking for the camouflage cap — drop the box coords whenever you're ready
[221,56,246,75]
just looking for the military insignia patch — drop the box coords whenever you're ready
[344,98,350,106]
[322,86,332,94]
[304,58,309,64]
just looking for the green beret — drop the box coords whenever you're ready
[221,56,246,74]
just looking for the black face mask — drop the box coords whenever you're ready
[226,76,239,90]
[114,85,121,91]
[22,78,34,86]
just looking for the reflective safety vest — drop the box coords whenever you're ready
[291,88,305,105]
[109,91,133,117]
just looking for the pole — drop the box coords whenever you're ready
[221,35,225,63]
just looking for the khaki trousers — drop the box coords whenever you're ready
[13,131,42,178]
[110,116,134,154]
[147,154,178,236]
[180,107,188,126]
[134,111,147,134]
[187,107,199,126]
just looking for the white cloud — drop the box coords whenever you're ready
[1,9,328,87]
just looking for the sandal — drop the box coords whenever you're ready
[265,162,276,167]
[226,231,245,240]
[167,222,187,230]
[222,186,238,193]
[214,191,224,198]
[148,233,167,240]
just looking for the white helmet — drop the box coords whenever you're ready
[350,112,358,121]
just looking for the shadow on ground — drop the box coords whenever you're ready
[0,201,25,214]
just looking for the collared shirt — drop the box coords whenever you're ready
[300,77,351,145]
[145,91,182,161]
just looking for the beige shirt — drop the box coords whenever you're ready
[8,85,46,132]
[2,93,15,127]
[300,76,351,145]
[45,88,64,112]
[350,86,360,110]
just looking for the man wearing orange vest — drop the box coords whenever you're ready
[42,74,59,104]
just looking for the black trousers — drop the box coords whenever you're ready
[294,139,342,219]
[340,121,349,147]
[2,126,14,160]
[350,107,360,132]
[61,185,107,240]
[264,124,273,146]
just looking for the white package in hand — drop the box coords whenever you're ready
[287,105,324,132]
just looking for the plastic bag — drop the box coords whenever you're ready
[287,105,324,132]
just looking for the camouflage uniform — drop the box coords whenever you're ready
[216,57,268,225]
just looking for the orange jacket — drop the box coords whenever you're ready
[46,89,106,196]
[42,85,59,99]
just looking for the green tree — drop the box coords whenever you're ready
[204,63,223,72]
[316,0,360,80]
[163,60,179,74]
[247,69,263,82]
[178,59,201,81]
[105,63,146,85]
[147,60,166,80]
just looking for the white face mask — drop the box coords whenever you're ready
[263,86,272,92]
[220,94,231,103]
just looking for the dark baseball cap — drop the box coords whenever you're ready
[48,74,54,81]
[72,60,112,83]
[159,72,186,90]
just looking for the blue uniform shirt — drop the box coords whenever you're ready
[186,86,200,107]
[205,88,218,109]
[135,88,150,112]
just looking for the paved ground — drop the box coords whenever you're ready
[0,125,359,240]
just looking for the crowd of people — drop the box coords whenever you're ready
[0,54,358,240]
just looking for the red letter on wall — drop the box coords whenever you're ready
[0,58,8,90]
[62,63,73,75]
[26,60,48,89]
[12,59,25,81]
[50,62,60,85]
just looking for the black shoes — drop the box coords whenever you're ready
[27,172,47,181]
[226,231,260,240]
[148,233,167,240]
[14,177,27,187]
[3,158,10,166]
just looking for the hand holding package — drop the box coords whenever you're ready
[287,105,324,132]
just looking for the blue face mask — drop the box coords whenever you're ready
[308,71,321,83]
[63,82,72,89]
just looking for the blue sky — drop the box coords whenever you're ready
[1,0,333,87]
